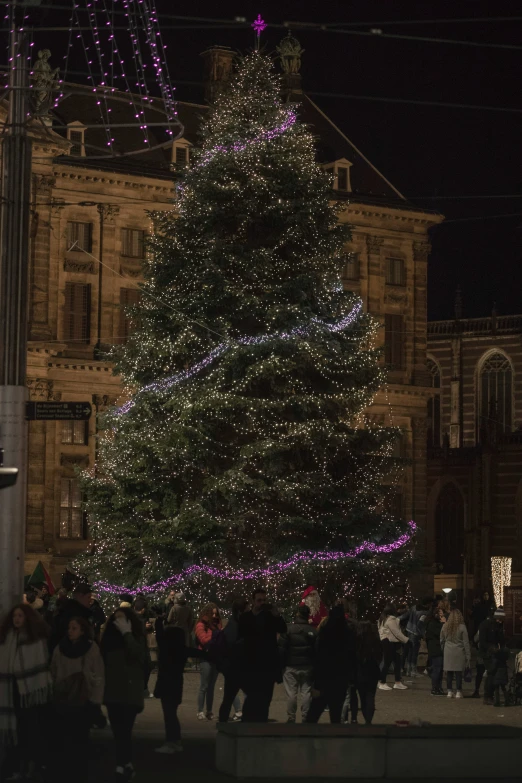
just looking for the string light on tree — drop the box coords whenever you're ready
[491,556,512,607]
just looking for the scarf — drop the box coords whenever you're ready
[0,630,52,745]
[58,635,91,659]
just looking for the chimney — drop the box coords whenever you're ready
[200,46,234,104]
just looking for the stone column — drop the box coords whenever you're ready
[47,199,65,340]
[365,236,384,316]
[95,205,120,346]
[29,175,55,340]
[412,241,430,386]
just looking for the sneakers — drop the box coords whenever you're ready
[378,683,392,691]
[232,711,242,722]
[455,691,463,699]
[155,742,183,754]
[423,668,429,676]
[447,691,455,699]
[471,691,480,699]
[286,717,296,723]
[431,688,445,696]
[206,712,214,720]
[197,711,207,720]
[393,682,408,690]
[115,765,135,782]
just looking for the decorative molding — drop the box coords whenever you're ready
[411,416,429,438]
[97,204,120,224]
[92,394,118,412]
[64,257,95,274]
[27,378,61,401]
[413,241,432,261]
[33,174,56,194]
[120,260,143,278]
[53,169,173,196]
[366,236,384,254]
[60,453,90,468]
[385,290,408,305]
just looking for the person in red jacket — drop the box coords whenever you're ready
[195,603,222,720]
[300,586,328,628]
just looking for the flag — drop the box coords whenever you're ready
[27,561,55,595]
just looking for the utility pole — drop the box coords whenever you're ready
[0,2,35,616]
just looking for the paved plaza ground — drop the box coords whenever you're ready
[86,667,522,782]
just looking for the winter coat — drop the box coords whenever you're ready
[103,632,148,710]
[167,600,195,647]
[49,599,94,652]
[401,605,428,638]
[238,609,287,682]
[312,614,357,689]
[424,616,444,659]
[440,623,471,672]
[378,616,408,645]
[278,617,317,668]
[356,658,381,689]
[195,619,222,651]
[51,637,105,704]
[217,616,244,676]
[492,648,510,686]
[478,618,505,656]
[153,616,202,703]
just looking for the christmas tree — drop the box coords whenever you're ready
[80,52,413,601]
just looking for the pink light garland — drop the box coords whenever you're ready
[93,520,417,596]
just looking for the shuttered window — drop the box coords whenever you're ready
[60,478,85,539]
[68,130,84,156]
[64,282,91,344]
[118,287,141,344]
[62,420,89,445]
[385,257,406,286]
[121,228,145,259]
[175,145,188,164]
[66,221,92,252]
[385,314,404,369]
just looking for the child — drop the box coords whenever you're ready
[493,645,510,707]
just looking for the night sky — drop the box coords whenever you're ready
[15,0,522,320]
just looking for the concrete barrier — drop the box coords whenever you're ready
[216,723,522,778]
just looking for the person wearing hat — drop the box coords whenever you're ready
[49,583,94,652]
[167,592,194,648]
[278,605,317,722]
[478,606,505,705]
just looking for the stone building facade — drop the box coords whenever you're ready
[427,311,522,597]
[0,44,442,584]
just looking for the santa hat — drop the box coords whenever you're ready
[302,586,318,599]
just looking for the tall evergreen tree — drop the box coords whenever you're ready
[80,53,410,594]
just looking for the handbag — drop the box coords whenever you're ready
[54,656,90,708]
[463,666,472,683]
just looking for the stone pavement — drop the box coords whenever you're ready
[87,669,522,782]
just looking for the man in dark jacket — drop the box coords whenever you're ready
[49,582,94,651]
[479,606,505,704]
[238,588,287,722]
[278,605,317,722]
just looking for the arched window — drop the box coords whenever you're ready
[478,352,513,439]
[427,358,441,447]
[435,483,464,573]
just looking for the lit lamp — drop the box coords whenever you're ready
[442,588,452,595]
[491,556,512,607]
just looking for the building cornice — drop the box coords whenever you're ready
[52,167,175,197]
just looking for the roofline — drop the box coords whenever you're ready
[303,93,406,201]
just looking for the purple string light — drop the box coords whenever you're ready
[251,14,267,37]
[93,521,417,596]
[115,300,362,416]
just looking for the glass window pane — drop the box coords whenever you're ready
[60,479,70,508]
[62,421,73,444]
[59,508,69,538]
[70,509,83,538]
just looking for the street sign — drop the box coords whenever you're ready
[25,402,92,421]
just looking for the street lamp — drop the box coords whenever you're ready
[442,588,452,595]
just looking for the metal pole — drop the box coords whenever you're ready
[0,16,32,616]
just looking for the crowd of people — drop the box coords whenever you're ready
[0,581,512,782]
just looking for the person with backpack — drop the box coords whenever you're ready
[195,604,222,720]
[217,597,249,723]
[377,604,409,691]
[50,616,104,782]
[278,605,317,723]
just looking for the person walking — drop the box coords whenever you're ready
[440,609,471,699]
[50,616,105,782]
[355,621,382,725]
[478,606,505,705]
[167,592,194,648]
[306,605,357,723]
[153,614,204,754]
[195,604,222,720]
[217,597,249,723]
[238,589,287,722]
[0,604,53,781]
[101,607,148,781]
[278,605,317,723]
[424,603,445,695]
[377,605,409,691]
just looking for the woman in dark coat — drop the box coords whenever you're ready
[424,604,445,695]
[154,615,204,754]
[355,621,382,725]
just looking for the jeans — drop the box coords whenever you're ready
[160,698,181,742]
[341,685,359,722]
[306,680,348,724]
[106,704,140,768]
[357,683,377,725]
[380,639,402,684]
[447,671,463,691]
[218,673,242,722]
[430,655,443,691]
[283,666,313,721]
[198,661,219,714]
[242,672,275,722]
[407,636,421,673]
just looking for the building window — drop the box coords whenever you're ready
[66,221,92,253]
[337,167,349,191]
[118,287,141,344]
[386,257,406,286]
[61,420,89,446]
[60,478,85,539]
[121,228,145,259]
[175,145,188,165]
[435,483,464,573]
[427,358,441,447]
[64,282,91,344]
[478,352,513,438]
[67,125,85,156]
[384,314,404,369]
[342,253,359,280]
